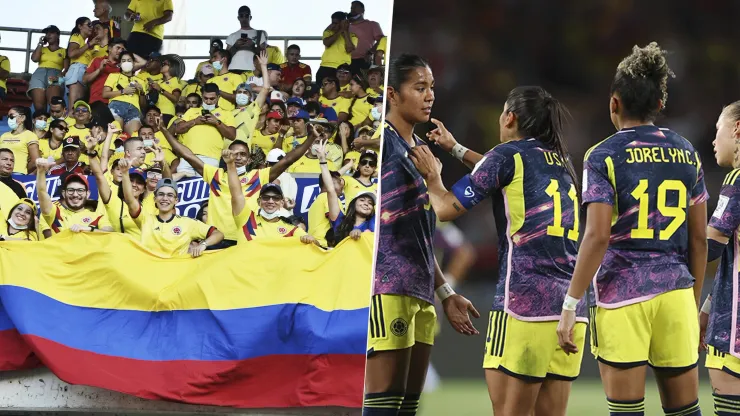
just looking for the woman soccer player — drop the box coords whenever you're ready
[363,53,479,416]
[411,86,584,415]
[701,100,740,415]
[557,42,707,416]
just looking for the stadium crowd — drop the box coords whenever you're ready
[0,0,386,256]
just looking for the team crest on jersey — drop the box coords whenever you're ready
[390,318,408,337]
[172,226,182,235]
[82,217,91,223]
[240,177,248,185]
[214,112,221,117]
[278,226,287,234]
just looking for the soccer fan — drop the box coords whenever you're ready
[363,54,478,416]
[195,39,223,76]
[141,107,175,164]
[161,117,315,247]
[207,49,242,111]
[319,77,350,122]
[336,64,354,98]
[0,149,27,205]
[120,159,223,258]
[84,38,139,108]
[103,51,148,135]
[225,5,267,74]
[181,65,214,100]
[348,74,373,127]
[49,96,73,124]
[39,119,68,165]
[224,150,315,245]
[151,57,181,124]
[0,199,39,241]
[35,159,113,234]
[234,81,270,144]
[286,132,342,174]
[124,0,173,58]
[49,137,90,176]
[307,166,344,247]
[266,149,298,208]
[0,107,40,174]
[67,101,93,140]
[344,149,377,203]
[699,100,740,414]
[367,66,384,96]
[89,20,110,61]
[93,0,121,39]
[280,45,312,89]
[557,43,707,416]
[29,25,67,112]
[66,17,101,106]
[374,36,387,66]
[289,79,307,100]
[280,110,311,153]
[251,111,288,155]
[31,111,50,140]
[348,1,384,74]
[264,44,285,65]
[411,86,583,415]
[317,12,357,86]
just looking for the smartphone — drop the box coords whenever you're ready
[201,109,210,116]
[143,139,154,148]
[241,33,249,40]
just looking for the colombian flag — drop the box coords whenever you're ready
[0,231,372,408]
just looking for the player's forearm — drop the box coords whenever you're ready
[120,174,140,215]
[226,162,245,215]
[204,230,223,247]
[36,168,52,215]
[433,256,448,289]
[689,237,708,307]
[426,174,465,222]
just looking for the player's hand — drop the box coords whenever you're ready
[108,123,121,134]
[189,241,207,258]
[256,50,268,67]
[222,149,237,165]
[203,114,219,126]
[69,224,90,233]
[300,234,317,245]
[427,118,458,153]
[556,309,579,355]
[118,158,131,170]
[84,135,97,152]
[349,229,362,240]
[699,311,709,352]
[152,145,164,163]
[35,158,52,171]
[409,146,442,179]
[284,198,296,210]
[442,294,480,335]
[316,139,329,162]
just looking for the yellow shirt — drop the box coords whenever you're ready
[134,72,163,86]
[157,77,182,116]
[0,182,21,223]
[320,30,358,69]
[181,82,201,99]
[68,34,94,66]
[67,124,91,140]
[266,45,285,65]
[38,138,90,164]
[344,150,361,169]
[0,55,9,91]
[202,164,270,241]
[105,73,148,109]
[281,134,308,154]
[43,201,111,234]
[233,205,305,244]
[152,130,176,164]
[91,44,108,60]
[233,102,260,144]
[377,36,387,55]
[206,72,243,111]
[319,95,351,116]
[133,212,213,257]
[0,130,39,174]
[287,155,338,174]
[128,0,174,40]
[343,176,377,204]
[180,107,235,159]
[103,190,141,239]
[38,47,67,70]
[307,192,333,246]
[348,96,373,127]
[195,60,219,77]
[250,128,280,155]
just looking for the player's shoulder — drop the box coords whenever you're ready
[279,62,288,68]
[723,168,740,187]
[584,132,626,162]
[658,127,697,151]
[486,140,521,159]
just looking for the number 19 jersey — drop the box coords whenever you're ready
[583,125,708,308]
[452,138,586,322]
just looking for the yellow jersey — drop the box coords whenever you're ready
[43,201,111,235]
[103,189,141,239]
[348,96,373,127]
[282,134,309,154]
[153,130,176,164]
[181,82,201,99]
[206,72,244,111]
[91,44,108,60]
[250,128,280,155]
[320,30,358,68]
[307,192,336,246]
[0,56,9,91]
[38,47,67,70]
[202,164,269,241]
[133,211,214,257]
[105,73,148,110]
[233,205,305,244]
[343,176,377,204]
[68,34,94,66]
[319,95,351,116]
[0,130,39,174]
[233,102,260,144]
[128,0,174,40]
[287,155,338,174]
[344,150,361,169]
[179,107,235,159]
[0,182,20,215]
[266,45,285,65]
[157,77,182,116]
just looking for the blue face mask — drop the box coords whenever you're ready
[235,93,250,106]
[371,107,382,121]
[35,120,48,130]
[211,60,223,71]
[7,117,18,130]
[202,103,216,111]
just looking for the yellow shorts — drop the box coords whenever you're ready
[367,294,436,355]
[482,310,587,381]
[706,345,740,378]
[592,288,698,369]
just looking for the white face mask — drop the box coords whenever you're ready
[121,61,134,72]
[202,103,216,111]
[235,93,250,106]
[7,118,18,130]
[8,218,28,230]
[115,146,124,153]
[211,60,223,71]
[310,144,320,156]
[371,106,382,121]
[259,208,281,220]
[236,165,247,175]
[35,120,48,130]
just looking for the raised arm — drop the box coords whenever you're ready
[118,158,141,218]
[85,135,112,203]
[268,124,320,182]
[99,123,119,168]
[223,149,245,216]
[159,117,205,176]
[317,140,340,221]
[409,146,469,222]
[83,58,107,85]
[253,51,271,108]
[35,159,53,216]
[31,41,44,63]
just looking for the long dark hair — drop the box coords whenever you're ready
[505,86,579,198]
[333,195,374,247]
[611,42,674,123]
[10,106,34,131]
[45,118,68,139]
[6,199,37,241]
[70,17,90,36]
[347,74,370,120]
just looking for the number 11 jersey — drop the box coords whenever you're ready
[583,125,708,309]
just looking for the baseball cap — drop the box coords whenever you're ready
[289,109,310,120]
[73,100,91,113]
[260,183,283,197]
[368,65,384,74]
[148,51,162,60]
[62,136,82,149]
[129,168,146,182]
[50,96,66,107]
[64,173,89,190]
[42,25,60,34]
[320,106,338,122]
[270,90,286,103]
[353,190,377,204]
[359,149,378,162]
[266,111,283,120]
[210,38,223,48]
[336,64,352,74]
[200,64,215,76]
[155,178,179,197]
[368,95,384,105]
[266,149,286,163]
[286,97,305,107]
[266,63,282,72]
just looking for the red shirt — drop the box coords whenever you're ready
[86,57,121,104]
[50,162,88,176]
[280,62,312,88]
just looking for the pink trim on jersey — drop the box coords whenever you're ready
[595,293,660,309]
[502,189,513,314]
[506,308,589,324]
[731,237,740,359]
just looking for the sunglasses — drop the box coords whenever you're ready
[75,108,89,113]
[359,159,376,167]
[55,126,69,132]
[260,194,283,202]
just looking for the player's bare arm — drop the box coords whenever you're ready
[223,150,245,216]
[409,145,468,221]
[687,202,708,307]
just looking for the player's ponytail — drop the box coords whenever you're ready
[505,86,580,199]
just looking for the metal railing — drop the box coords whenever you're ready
[0,26,323,75]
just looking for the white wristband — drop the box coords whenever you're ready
[562,295,579,311]
[450,143,468,162]
[701,296,712,314]
[435,283,455,302]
